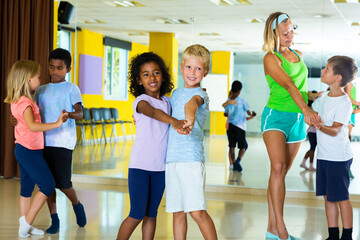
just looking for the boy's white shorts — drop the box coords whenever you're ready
[165,161,206,213]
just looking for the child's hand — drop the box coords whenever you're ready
[57,111,68,127]
[228,99,237,105]
[62,110,69,122]
[10,114,18,126]
[172,119,190,135]
[183,119,195,133]
[251,111,257,117]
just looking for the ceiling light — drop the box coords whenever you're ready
[209,0,252,5]
[107,1,144,7]
[334,0,359,3]
[128,32,147,36]
[226,43,242,45]
[155,18,189,24]
[84,19,106,24]
[351,22,360,26]
[199,33,221,36]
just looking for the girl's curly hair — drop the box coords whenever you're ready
[129,52,174,97]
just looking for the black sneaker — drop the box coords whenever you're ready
[234,158,242,172]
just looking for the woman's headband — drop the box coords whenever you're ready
[272,13,289,30]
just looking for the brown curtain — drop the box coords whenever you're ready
[0,0,54,178]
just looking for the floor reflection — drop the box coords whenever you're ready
[73,136,360,195]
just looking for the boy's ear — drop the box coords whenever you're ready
[66,67,71,73]
[336,74,342,83]
[203,68,210,78]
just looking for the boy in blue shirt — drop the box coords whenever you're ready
[34,48,86,233]
[312,56,358,240]
[165,44,217,239]
[222,81,256,172]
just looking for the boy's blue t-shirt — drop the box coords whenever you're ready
[166,87,209,163]
[224,96,249,130]
[34,81,83,150]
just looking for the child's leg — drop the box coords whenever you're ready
[237,148,246,160]
[300,150,310,169]
[117,216,142,240]
[60,187,79,205]
[142,216,156,240]
[325,196,339,228]
[25,191,48,224]
[308,150,316,171]
[228,147,235,166]
[142,171,165,240]
[173,211,187,240]
[339,200,353,229]
[189,210,217,240]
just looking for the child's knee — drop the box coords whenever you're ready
[189,210,207,222]
[40,179,56,197]
[20,183,35,198]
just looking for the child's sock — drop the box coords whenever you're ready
[73,201,87,227]
[30,226,44,235]
[18,216,31,238]
[340,228,353,240]
[326,227,340,240]
[46,213,60,234]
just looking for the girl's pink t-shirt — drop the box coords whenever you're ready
[11,96,44,150]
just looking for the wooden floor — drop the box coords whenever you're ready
[2,178,357,240]
[2,136,360,239]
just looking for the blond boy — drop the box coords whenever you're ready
[165,44,217,240]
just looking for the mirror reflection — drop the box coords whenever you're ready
[55,0,360,194]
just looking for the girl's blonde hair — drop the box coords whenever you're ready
[262,12,291,54]
[4,60,40,103]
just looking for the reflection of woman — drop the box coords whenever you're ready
[261,12,321,240]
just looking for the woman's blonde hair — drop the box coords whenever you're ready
[4,60,40,103]
[262,12,291,54]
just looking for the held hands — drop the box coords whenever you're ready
[172,119,191,135]
[57,110,69,127]
[228,99,237,105]
[303,109,322,128]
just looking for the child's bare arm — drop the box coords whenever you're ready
[183,95,204,130]
[246,110,256,120]
[10,114,18,126]
[65,103,83,120]
[137,100,189,134]
[222,99,236,108]
[23,107,67,132]
[317,121,343,137]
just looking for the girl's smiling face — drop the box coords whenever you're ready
[138,61,163,99]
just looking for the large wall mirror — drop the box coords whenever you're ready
[58,0,360,194]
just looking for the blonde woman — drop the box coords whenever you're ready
[261,12,321,240]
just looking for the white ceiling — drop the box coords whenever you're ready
[63,0,360,67]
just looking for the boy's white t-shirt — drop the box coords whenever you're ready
[312,91,353,162]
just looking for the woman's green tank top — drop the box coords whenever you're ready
[265,49,308,113]
[351,86,356,109]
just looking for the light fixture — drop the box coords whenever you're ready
[84,19,106,24]
[334,0,359,3]
[199,33,221,36]
[104,1,144,7]
[209,0,252,5]
[155,18,189,24]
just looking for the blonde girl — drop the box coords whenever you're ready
[4,60,66,238]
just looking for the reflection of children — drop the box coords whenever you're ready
[116,52,187,240]
[345,82,360,139]
[34,48,86,233]
[4,60,66,238]
[165,44,217,240]
[300,92,318,171]
[312,56,358,240]
[222,81,256,172]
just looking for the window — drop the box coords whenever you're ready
[57,30,71,82]
[103,46,128,100]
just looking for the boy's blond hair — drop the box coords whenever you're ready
[328,56,359,87]
[4,60,40,103]
[181,44,211,71]
[262,12,291,53]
